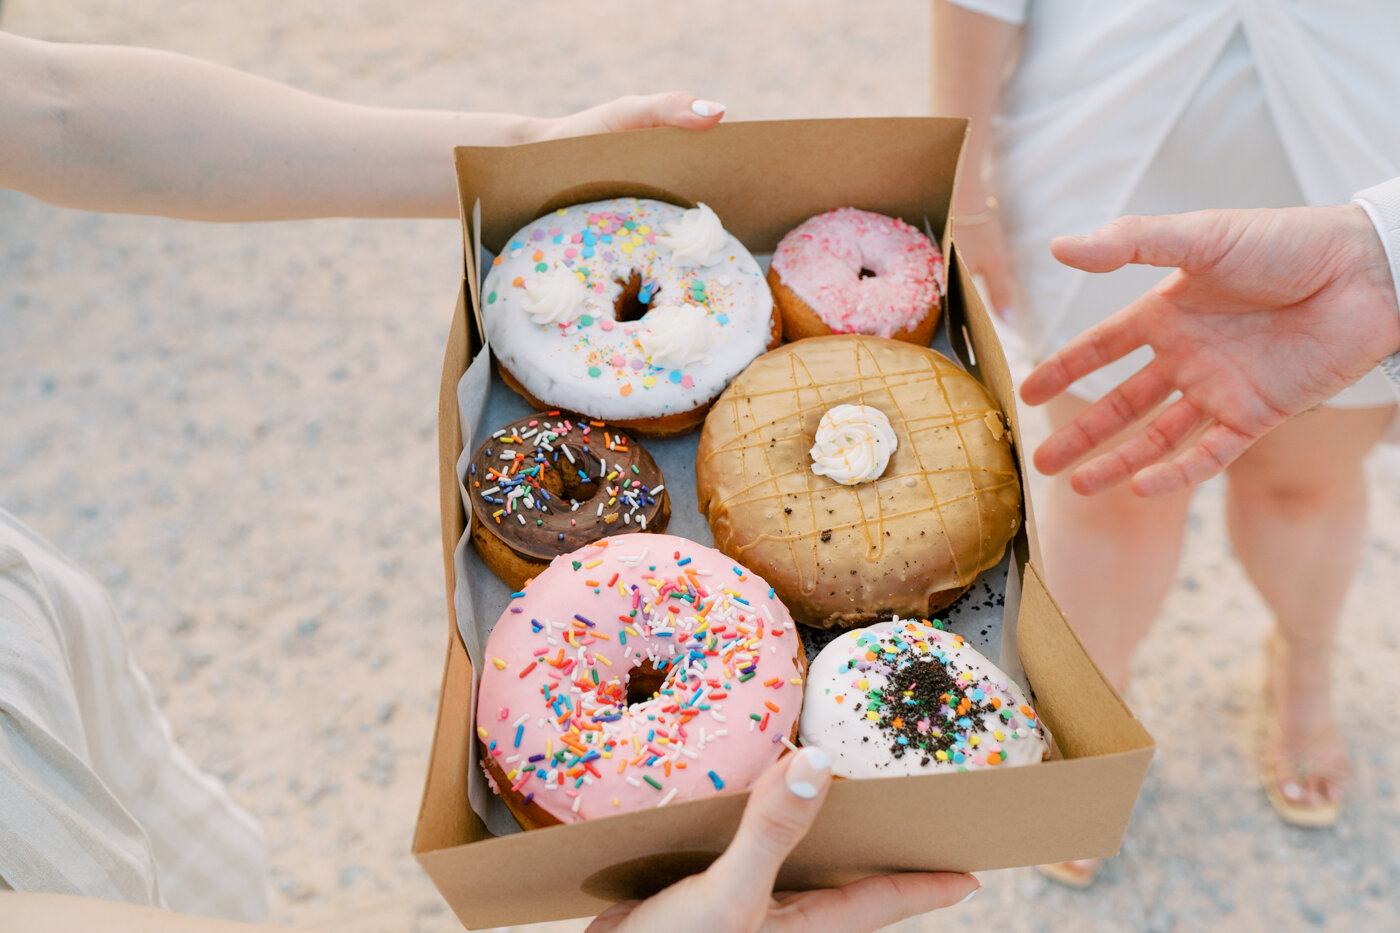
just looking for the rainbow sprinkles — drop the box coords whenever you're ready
[475,533,804,825]
[481,198,774,423]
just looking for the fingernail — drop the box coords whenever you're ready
[957,885,981,906]
[786,746,832,799]
[1282,782,1303,802]
[691,100,726,117]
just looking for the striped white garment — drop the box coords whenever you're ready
[0,508,268,921]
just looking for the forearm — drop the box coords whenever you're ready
[929,1,1021,215]
[0,32,537,221]
[3,893,297,933]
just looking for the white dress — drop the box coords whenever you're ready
[0,508,268,920]
[953,0,1400,406]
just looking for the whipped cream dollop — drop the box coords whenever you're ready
[638,303,714,369]
[656,203,729,267]
[522,266,588,326]
[809,404,898,485]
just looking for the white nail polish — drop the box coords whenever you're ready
[957,887,981,906]
[785,746,832,799]
[691,100,726,117]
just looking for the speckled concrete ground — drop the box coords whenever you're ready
[2,2,1399,931]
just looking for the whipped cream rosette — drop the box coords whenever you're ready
[809,404,898,485]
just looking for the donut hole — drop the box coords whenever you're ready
[614,269,660,323]
[538,445,603,504]
[625,660,670,707]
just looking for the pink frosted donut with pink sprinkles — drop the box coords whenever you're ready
[768,208,945,345]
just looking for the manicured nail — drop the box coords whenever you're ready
[957,886,981,906]
[786,746,831,799]
[691,100,726,117]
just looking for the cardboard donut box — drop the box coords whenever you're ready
[413,118,1154,930]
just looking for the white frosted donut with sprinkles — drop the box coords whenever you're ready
[799,617,1047,777]
[475,533,804,827]
[482,198,778,435]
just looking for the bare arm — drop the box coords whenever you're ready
[930,1,1020,209]
[3,893,292,933]
[0,31,722,221]
[929,1,1022,314]
[6,751,977,933]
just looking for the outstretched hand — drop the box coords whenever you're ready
[1020,205,1400,497]
[587,748,979,933]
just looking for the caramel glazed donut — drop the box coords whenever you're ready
[474,533,805,827]
[696,335,1022,628]
[467,412,670,590]
[481,198,780,436]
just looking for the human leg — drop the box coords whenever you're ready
[1223,404,1395,820]
[1032,392,1193,887]
[1039,393,1194,692]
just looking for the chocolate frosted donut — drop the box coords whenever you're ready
[467,412,669,588]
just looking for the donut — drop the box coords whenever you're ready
[482,198,780,436]
[696,335,1022,629]
[466,412,670,589]
[799,617,1048,776]
[768,207,945,345]
[474,533,805,827]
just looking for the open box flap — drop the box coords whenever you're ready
[451,117,966,257]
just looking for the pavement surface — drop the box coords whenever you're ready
[3,2,1399,931]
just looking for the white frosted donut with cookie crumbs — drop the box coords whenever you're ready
[799,617,1048,777]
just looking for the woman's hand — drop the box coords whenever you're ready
[587,748,980,933]
[539,93,726,140]
[1021,205,1400,496]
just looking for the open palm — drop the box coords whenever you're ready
[1021,205,1400,496]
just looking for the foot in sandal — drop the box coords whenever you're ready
[1261,633,1349,827]
[1035,859,1102,889]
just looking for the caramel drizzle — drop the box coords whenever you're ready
[698,338,1019,597]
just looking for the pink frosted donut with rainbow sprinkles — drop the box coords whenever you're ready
[475,533,805,828]
[768,207,945,345]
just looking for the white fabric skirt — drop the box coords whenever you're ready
[1018,27,1396,409]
